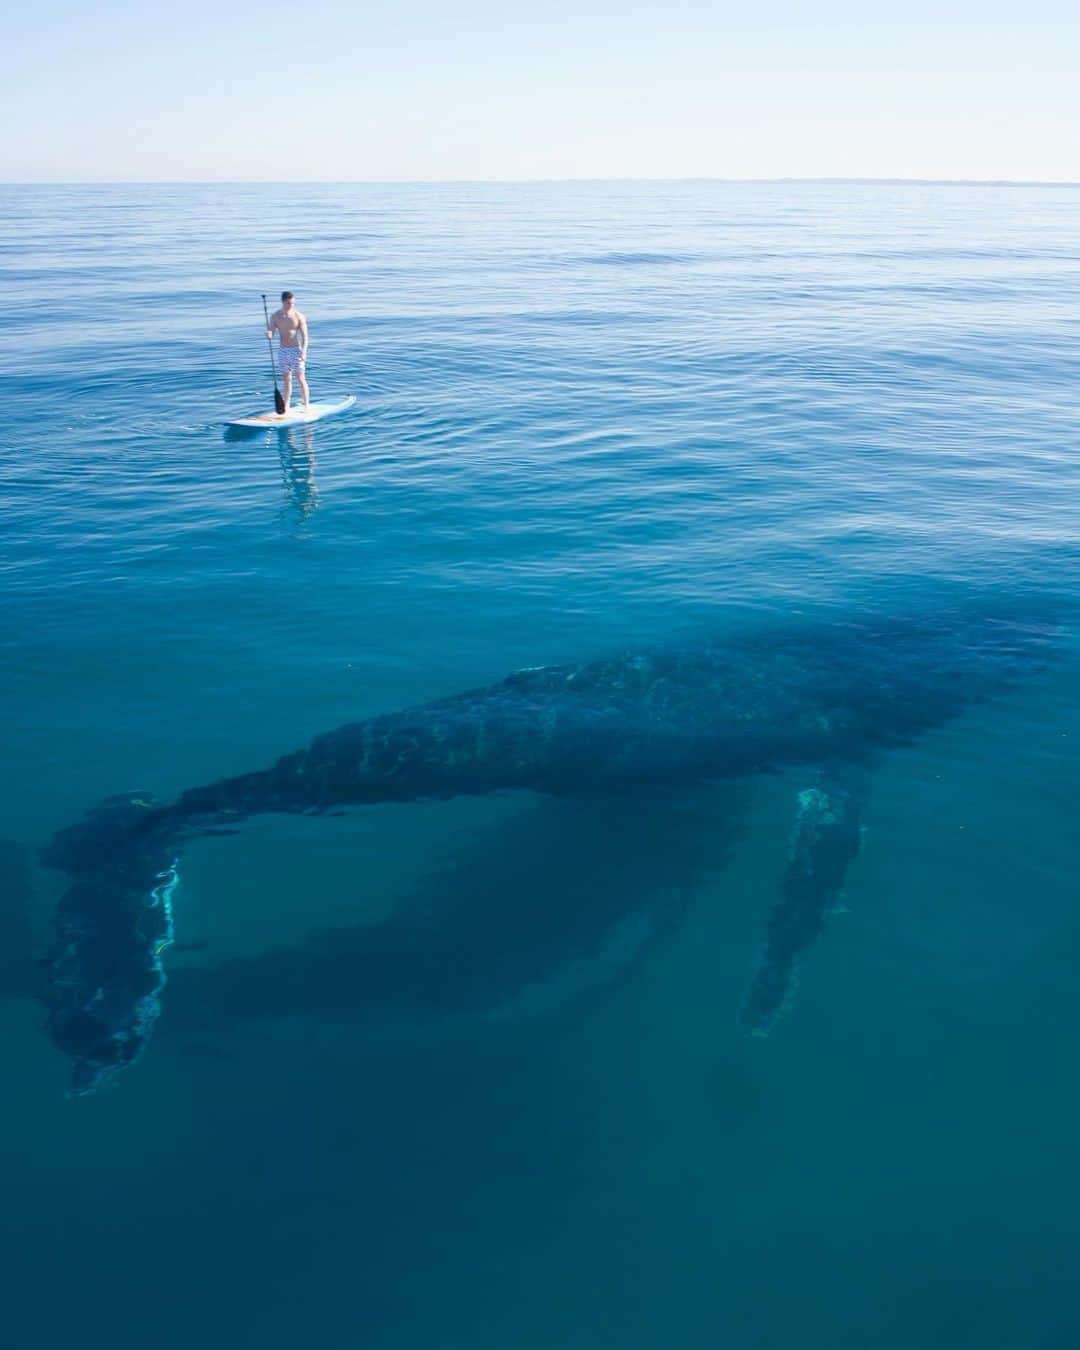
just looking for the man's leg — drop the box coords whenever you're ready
[297,365,310,409]
[282,371,292,413]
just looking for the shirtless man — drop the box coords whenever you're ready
[266,290,310,412]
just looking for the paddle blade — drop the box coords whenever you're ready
[274,386,286,414]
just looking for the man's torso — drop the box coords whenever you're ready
[272,308,305,347]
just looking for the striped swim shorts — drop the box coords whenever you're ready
[278,345,305,375]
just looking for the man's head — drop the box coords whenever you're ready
[281,290,295,308]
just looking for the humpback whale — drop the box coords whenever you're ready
[41,604,1059,1094]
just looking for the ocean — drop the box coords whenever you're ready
[2,180,1079,1348]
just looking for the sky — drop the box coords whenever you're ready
[5,0,1079,182]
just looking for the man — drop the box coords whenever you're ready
[266,290,310,413]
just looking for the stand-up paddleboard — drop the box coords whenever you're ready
[225,395,356,429]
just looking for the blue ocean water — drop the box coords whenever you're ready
[2,181,1079,1348]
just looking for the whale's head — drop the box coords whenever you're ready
[49,995,158,1097]
[44,857,178,1097]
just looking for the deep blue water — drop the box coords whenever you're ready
[2,182,1079,1348]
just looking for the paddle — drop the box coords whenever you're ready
[261,293,286,414]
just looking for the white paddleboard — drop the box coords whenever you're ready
[225,395,356,429]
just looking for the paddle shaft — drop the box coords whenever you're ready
[261,294,286,413]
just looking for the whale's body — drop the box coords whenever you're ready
[42,606,1058,1094]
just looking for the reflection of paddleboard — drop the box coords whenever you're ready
[225,395,356,429]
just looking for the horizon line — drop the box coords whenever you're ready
[2,175,1080,189]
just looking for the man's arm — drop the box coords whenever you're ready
[299,313,309,357]
[266,309,279,341]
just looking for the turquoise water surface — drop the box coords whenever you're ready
[2,182,1080,1349]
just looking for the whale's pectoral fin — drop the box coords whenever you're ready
[42,793,181,1096]
[739,766,868,1036]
